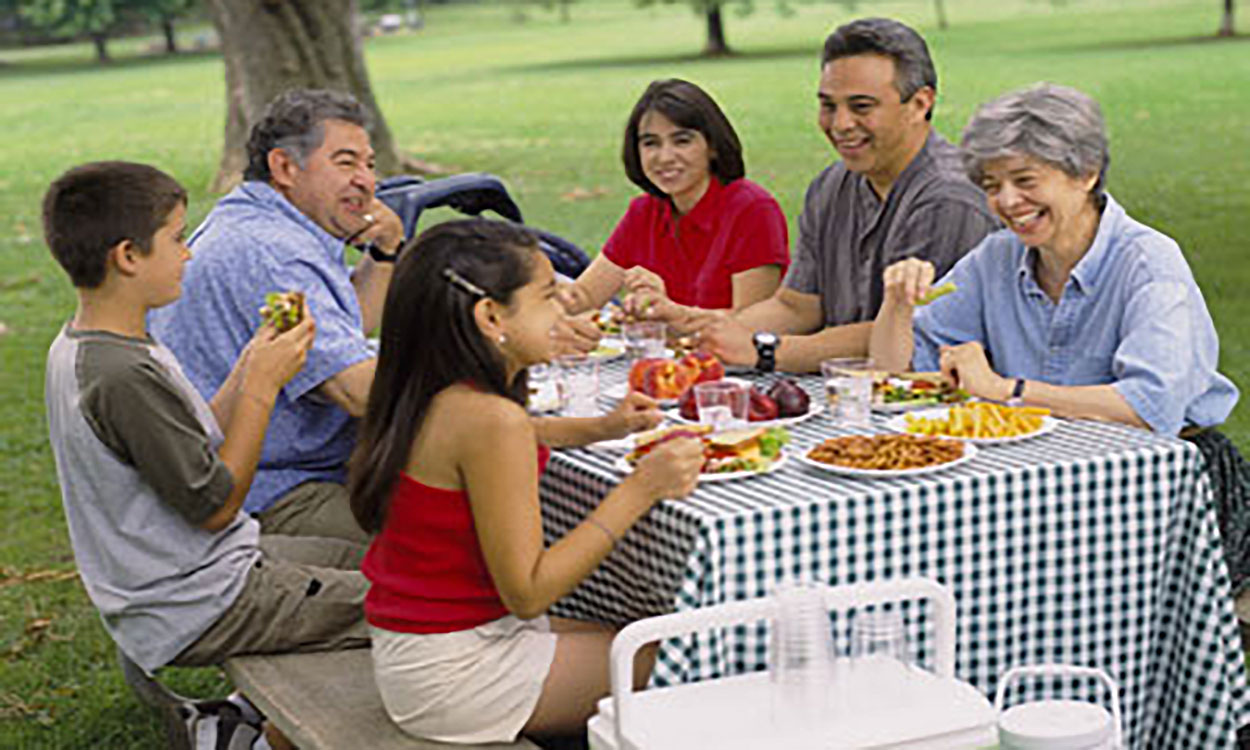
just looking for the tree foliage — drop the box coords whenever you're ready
[19,0,119,60]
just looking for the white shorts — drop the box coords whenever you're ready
[370,616,559,744]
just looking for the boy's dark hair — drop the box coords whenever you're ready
[622,79,745,200]
[348,218,540,534]
[42,161,187,289]
[244,89,371,183]
[821,18,938,121]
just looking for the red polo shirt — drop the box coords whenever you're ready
[602,177,790,309]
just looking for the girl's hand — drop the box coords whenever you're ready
[602,392,664,439]
[882,258,936,308]
[939,342,1011,401]
[631,437,703,502]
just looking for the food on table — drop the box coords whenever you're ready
[591,305,628,335]
[916,282,957,306]
[589,343,624,358]
[677,386,700,421]
[627,352,724,400]
[258,291,304,332]
[875,377,969,408]
[767,378,811,418]
[626,424,790,475]
[806,434,964,471]
[904,402,1051,439]
[747,387,780,422]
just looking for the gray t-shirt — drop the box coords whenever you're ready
[784,131,999,326]
[44,325,259,671]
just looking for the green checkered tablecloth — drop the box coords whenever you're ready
[539,366,1249,749]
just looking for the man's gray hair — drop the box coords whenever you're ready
[244,89,371,183]
[961,83,1109,200]
[821,18,937,121]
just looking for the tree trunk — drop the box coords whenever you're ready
[91,32,110,64]
[703,4,729,56]
[933,0,949,30]
[204,0,403,193]
[1218,0,1234,36]
[162,17,178,54]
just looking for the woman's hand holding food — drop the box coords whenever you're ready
[630,437,704,502]
[882,258,937,308]
[550,312,601,355]
[939,342,1012,402]
[601,392,664,440]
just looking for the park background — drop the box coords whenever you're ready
[1,0,1247,746]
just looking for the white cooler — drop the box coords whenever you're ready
[587,578,998,750]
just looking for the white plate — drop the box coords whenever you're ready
[883,407,1058,445]
[665,400,824,429]
[612,452,789,483]
[796,441,978,478]
[872,399,967,414]
[586,345,625,362]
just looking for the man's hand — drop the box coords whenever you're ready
[939,342,1011,401]
[697,315,757,367]
[601,392,664,440]
[551,312,601,355]
[352,199,405,255]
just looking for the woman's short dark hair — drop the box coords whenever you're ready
[42,161,187,289]
[821,18,938,121]
[348,218,541,534]
[243,89,371,183]
[621,79,745,200]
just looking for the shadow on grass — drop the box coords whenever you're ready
[508,42,815,75]
[1035,31,1250,55]
[0,47,221,79]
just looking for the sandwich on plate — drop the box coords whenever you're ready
[626,424,789,475]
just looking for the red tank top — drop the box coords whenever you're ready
[362,444,552,633]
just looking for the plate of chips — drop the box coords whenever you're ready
[885,402,1057,445]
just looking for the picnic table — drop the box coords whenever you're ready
[538,361,1250,748]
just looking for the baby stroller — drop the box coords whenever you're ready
[376,173,592,279]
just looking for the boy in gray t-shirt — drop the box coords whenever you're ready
[41,161,368,681]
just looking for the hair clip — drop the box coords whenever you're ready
[442,267,487,298]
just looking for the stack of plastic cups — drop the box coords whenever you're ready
[770,581,837,740]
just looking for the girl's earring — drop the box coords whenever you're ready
[498,333,507,345]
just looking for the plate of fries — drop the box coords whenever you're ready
[885,402,1057,445]
[797,434,977,477]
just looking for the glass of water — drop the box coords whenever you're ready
[622,321,667,362]
[820,358,874,428]
[694,381,747,430]
[556,354,600,417]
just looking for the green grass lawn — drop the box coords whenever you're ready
[1,0,1247,745]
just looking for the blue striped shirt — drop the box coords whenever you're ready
[913,194,1237,435]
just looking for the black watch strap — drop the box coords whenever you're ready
[356,241,400,264]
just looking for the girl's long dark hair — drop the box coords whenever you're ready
[348,219,540,534]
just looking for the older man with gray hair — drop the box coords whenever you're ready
[699,17,997,373]
[152,89,405,543]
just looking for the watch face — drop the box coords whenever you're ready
[754,332,779,348]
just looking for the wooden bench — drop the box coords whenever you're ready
[224,648,540,750]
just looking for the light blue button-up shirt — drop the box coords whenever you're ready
[151,182,376,514]
[913,194,1237,435]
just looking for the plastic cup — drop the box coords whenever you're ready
[555,354,600,417]
[770,581,836,733]
[820,358,874,427]
[623,321,667,362]
[849,607,910,665]
[694,381,747,430]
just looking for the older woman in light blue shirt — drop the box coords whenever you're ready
[870,83,1237,435]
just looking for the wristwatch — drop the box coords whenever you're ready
[1006,377,1027,406]
[355,241,400,264]
[752,332,780,373]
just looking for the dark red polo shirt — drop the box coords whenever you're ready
[602,177,790,309]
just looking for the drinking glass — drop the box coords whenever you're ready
[820,358,874,428]
[694,381,747,430]
[555,354,600,418]
[526,363,561,413]
[622,321,667,362]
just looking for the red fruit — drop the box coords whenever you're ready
[747,387,780,422]
[628,358,696,400]
[679,350,725,385]
[678,387,699,421]
[767,378,810,418]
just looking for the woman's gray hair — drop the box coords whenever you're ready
[960,83,1109,201]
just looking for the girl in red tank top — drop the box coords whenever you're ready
[347,219,704,745]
